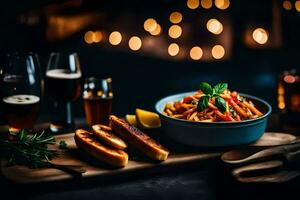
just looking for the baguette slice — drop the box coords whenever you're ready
[92,124,127,150]
[75,129,128,167]
[110,115,169,161]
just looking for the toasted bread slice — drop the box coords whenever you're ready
[110,115,169,161]
[92,124,127,150]
[75,129,128,167]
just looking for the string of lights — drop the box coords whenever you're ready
[81,0,276,61]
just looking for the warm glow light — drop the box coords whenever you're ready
[150,24,162,35]
[144,18,157,32]
[168,25,182,39]
[278,96,285,102]
[252,28,269,45]
[201,0,213,9]
[283,0,292,10]
[190,46,203,60]
[84,31,94,44]
[284,75,296,83]
[93,31,103,43]
[169,12,183,24]
[168,43,180,56]
[187,0,200,9]
[206,19,223,35]
[128,36,142,51]
[278,101,285,109]
[47,14,96,41]
[295,1,300,12]
[278,86,284,95]
[212,45,225,59]
[109,31,122,45]
[215,0,230,10]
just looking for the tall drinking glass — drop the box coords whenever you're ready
[1,53,41,134]
[83,77,113,126]
[45,52,81,133]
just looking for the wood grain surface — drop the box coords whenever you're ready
[1,133,220,184]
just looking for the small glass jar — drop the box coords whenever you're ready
[83,77,113,126]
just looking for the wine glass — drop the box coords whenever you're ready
[1,53,42,134]
[83,77,113,126]
[45,52,81,133]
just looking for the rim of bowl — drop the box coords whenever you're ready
[155,91,272,125]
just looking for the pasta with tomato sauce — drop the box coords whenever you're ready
[163,89,263,122]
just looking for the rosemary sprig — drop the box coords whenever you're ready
[0,130,58,168]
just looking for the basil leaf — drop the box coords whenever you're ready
[214,83,228,94]
[197,96,209,112]
[199,82,213,95]
[215,96,227,113]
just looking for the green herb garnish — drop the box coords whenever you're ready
[238,95,245,102]
[229,107,237,117]
[215,96,227,113]
[197,82,228,113]
[0,130,58,168]
[197,95,209,112]
[199,82,213,95]
[59,140,68,150]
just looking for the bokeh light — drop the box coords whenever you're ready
[295,1,300,12]
[284,75,296,83]
[190,46,203,60]
[206,19,223,35]
[283,0,292,10]
[168,43,180,56]
[187,0,200,9]
[252,28,269,44]
[93,31,103,43]
[109,31,122,45]
[128,36,142,51]
[212,45,225,59]
[201,0,213,9]
[84,31,94,44]
[215,0,230,10]
[169,12,183,24]
[144,18,158,32]
[150,24,162,35]
[168,25,182,39]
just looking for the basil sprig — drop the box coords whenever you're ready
[197,96,209,112]
[197,82,228,112]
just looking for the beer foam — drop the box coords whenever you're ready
[46,69,82,79]
[3,94,40,105]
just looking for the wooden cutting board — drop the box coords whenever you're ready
[0,133,220,184]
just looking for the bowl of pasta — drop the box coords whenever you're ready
[155,82,272,147]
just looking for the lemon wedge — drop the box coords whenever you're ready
[125,114,137,127]
[135,108,161,129]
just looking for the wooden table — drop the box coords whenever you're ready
[0,115,299,200]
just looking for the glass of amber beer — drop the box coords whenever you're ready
[1,53,41,134]
[45,52,81,133]
[83,77,113,126]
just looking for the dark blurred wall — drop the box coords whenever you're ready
[0,0,299,124]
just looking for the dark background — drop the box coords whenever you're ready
[0,0,299,123]
[0,1,300,199]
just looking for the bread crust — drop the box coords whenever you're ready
[75,129,128,167]
[110,115,169,161]
[92,124,127,150]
